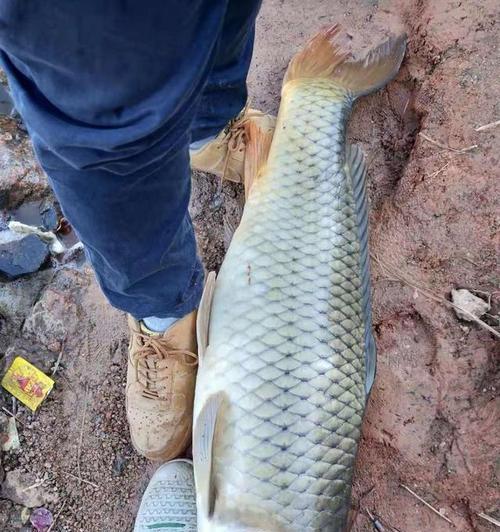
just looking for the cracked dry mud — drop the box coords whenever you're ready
[0,0,498,530]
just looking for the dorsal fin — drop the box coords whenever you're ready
[196,271,216,365]
[344,144,376,395]
[193,392,224,520]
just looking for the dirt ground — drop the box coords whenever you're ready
[0,0,499,530]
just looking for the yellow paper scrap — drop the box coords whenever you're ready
[1,357,54,411]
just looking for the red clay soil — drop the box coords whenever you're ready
[253,2,499,529]
[0,0,498,531]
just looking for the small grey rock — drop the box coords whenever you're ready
[0,450,4,483]
[3,341,58,375]
[451,289,490,322]
[112,454,128,476]
[59,241,85,266]
[0,500,13,528]
[40,205,58,232]
[0,83,15,116]
[1,470,46,508]
[5,505,27,530]
[0,234,49,280]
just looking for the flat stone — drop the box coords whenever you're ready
[0,269,52,318]
[0,412,20,452]
[0,116,49,209]
[0,234,49,280]
[22,268,89,352]
[1,470,46,508]
[0,269,53,352]
[451,289,490,322]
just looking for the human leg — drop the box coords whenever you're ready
[0,0,232,459]
[191,0,263,142]
[190,0,276,183]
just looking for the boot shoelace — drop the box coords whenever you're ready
[220,105,267,181]
[132,332,197,400]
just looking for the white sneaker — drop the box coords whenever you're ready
[134,459,197,531]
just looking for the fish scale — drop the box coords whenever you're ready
[194,27,407,532]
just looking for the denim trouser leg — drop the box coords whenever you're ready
[0,0,261,319]
[192,0,263,142]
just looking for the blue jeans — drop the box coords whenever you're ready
[0,0,262,319]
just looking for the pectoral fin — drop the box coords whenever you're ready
[196,271,216,365]
[345,144,376,395]
[244,120,274,199]
[193,392,224,519]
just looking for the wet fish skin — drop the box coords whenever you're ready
[194,27,406,532]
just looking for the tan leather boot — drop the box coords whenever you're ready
[190,107,276,183]
[126,312,197,461]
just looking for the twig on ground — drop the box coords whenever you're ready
[457,254,480,268]
[477,512,500,528]
[359,485,375,501]
[47,498,67,532]
[402,96,410,116]
[427,161,450,180]
[419,132,478,154]
[484,313,500,324]
[76,384,89,483]
[461,498,480,532]
[21,479,45,492]
[1,406,25,426]
[63,470,100,489]
[400,484,454,526]
[366,508,386,531]
[51,340,66,376]
[474,119,500,132]
[468,289,493,307]
[372,254,500,339]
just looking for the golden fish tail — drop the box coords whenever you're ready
[284,24,407,98]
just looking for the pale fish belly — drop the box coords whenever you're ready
[195,80,367,531]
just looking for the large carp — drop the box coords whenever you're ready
[193,25,406,532]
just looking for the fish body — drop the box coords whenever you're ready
[193,26,406,532]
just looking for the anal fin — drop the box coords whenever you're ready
[196,271,216,365]
[345,144,376,395]
[193,392,225,519]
